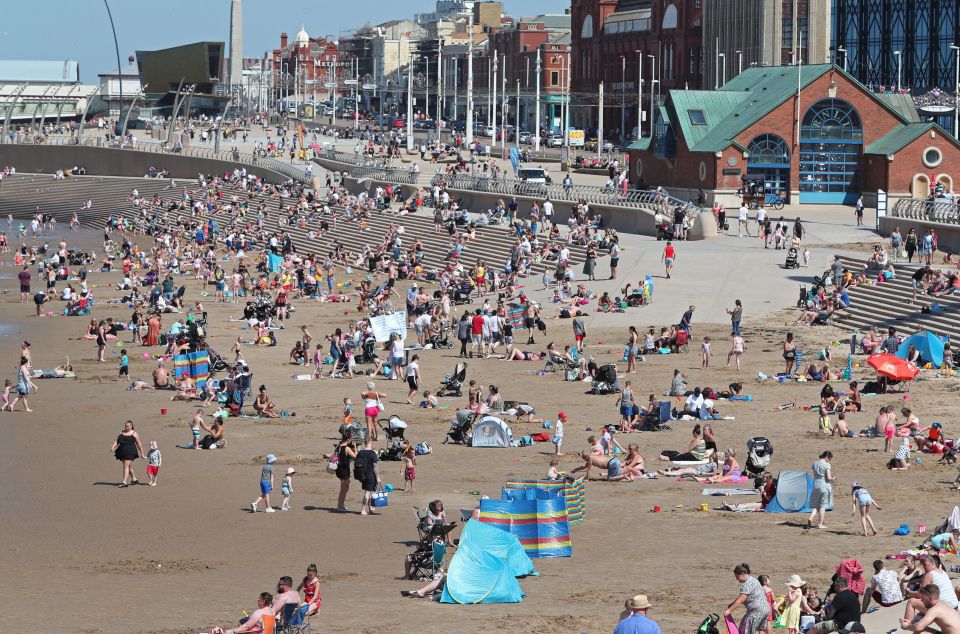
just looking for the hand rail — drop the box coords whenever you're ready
[891,198,960,225]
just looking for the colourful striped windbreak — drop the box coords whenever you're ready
[479,497,572,558]
[503,478,586,523]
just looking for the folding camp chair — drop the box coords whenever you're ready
[413,506,429,541]
[277,603,310,634]
[408,540,447,580]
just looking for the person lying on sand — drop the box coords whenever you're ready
[570,451,623,481]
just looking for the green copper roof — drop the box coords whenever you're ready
[865,122,937,155]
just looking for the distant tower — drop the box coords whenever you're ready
[229,0,243,89]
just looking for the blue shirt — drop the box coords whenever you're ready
[613,614,662,634]
[120,355,128,367]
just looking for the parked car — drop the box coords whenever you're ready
[546,135,563,148]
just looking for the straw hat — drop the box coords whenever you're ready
[786,574,807,588]
[286,467,296,475]
[626,595,652,610]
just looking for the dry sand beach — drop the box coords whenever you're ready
[1,218,959,634]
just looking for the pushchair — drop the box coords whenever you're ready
[379,438,406,461]
[744,436,774,479]
[443,410,477,445]
[639,401,672,432]
[590,364,620,395]
[784,247,800,269]
[451,279,473,305]
[437,362,467,397]
[425,322,454,349]
[378,415,408,441]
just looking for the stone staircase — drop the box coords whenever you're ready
[834,255,960,341]
[0,174,598,279]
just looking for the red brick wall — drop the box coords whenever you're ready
[884,131,960,195]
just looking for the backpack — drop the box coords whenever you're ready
[353,451,372,482]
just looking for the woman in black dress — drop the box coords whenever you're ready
[330,432,356,512]
[111,420,145,487]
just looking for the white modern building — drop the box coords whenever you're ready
[0,60,98,124]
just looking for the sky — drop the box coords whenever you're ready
[4,0,565,83]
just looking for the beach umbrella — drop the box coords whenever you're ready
[868,354,919,381]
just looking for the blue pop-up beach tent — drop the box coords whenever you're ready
[439,520,535,604]
[764,470,829,513]
[897,331,945,368]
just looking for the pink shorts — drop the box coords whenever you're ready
[364,406,379,418]
[147,465,159,476]
[884,427,895,439]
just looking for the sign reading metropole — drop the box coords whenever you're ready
[370,311,408,342]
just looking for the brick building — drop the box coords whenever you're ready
[570,0,703,139]
[271,27,343,106]
[627,64,960,205]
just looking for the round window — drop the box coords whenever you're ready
[923,147,943,168]
[727,156,737,167]
[699,161,707,182]
[635,157,643,178]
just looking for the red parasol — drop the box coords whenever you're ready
[867,354,919,381]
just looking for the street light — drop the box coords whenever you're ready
[102,0,124,136]
[894,50,902,92]
[719,53,726,87]
[951,44,960,139]
[647,54,657,141]
[619,55,625,146]
[635,49,643,139]
[735,50,742,76]
[837,46,847,73]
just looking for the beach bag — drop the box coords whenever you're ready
[519,436,533,447]
[325,453,339,474]
[415,441,432,455]
[371,486,389,508]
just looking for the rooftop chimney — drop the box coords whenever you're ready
[281,32,288,48]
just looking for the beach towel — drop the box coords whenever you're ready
[721,502,764,512]
[702,488,759,496]
[724,613,740,634]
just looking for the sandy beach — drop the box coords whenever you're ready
[0,211,958,634]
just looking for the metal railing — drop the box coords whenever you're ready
[891,198,960,225]
[3,134,311,184]
[429,173,701,216]
[315,149,420,184]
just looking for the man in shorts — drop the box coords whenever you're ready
[18,265,31,303]
[470,309,484,358]
[571,451,621,480]
[572,314,586,352]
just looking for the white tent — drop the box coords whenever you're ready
[471,416,513,448]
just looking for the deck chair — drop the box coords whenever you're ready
[413,506,429,541]
[277,602,310,634]
[261,614,277,634]
[641,401,673,431]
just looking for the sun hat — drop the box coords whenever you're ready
[286,467,296,474]
[626,595,652,610]
[266,454,277,464]
[558,412,567,421]
[786,574,807,588]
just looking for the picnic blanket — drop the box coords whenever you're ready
[702,488,760,496]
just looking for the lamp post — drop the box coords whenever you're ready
[407,54,414,151]
[102,0,124,136]
[214,98,234,153]
[894,50,902,91]
[1,84,27,144]
[647,54,657,143]
[719,53,726,87]
[636,49,643,138]
[735,49,742,76]
[466,10,474,146]
[75,85,99,144]
[952,44,960,139]
[619,54,625,146]
[534,46,541,152]
[120,83,147,139]
[491,50,498,149]
[436,39,443,138]
[837,46,847,73]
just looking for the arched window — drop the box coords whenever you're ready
[799,99,863,203]
[581,15,594,39]
[662,4,678,29]
[747,133,790,167]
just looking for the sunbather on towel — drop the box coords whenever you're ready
[699,450,742,483]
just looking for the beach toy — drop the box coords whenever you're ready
[918,523,927,535]
[893,523,910,536]
[383,483,394,492]
[142,353,150,359]
[651,505,661,512]
[916,458,922,464]
[543,421,551,429]
[116,341,123,347]
[700,503,709,511]
[903,395,910,400]
[160,408,167,415]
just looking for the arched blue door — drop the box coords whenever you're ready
[799,99,863,204]
[747,133,791,202]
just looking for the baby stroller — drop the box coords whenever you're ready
[378,415,408,441]
[451,279,473,305]
[425,322,454,349]
[379,438,406,461]
[784,247,799,269]
[443,410,477,445]
[590,364,619,395]
[437,362,467,397]
[744,436,774,479]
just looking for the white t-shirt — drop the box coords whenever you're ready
[406,360,419,378]
[543,200,554,217]
[738,206,749,221]
[391,339,404,359]
[756,208,767,222]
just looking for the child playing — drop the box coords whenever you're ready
[702,336,712,368]
[884,415,896,452]
[830,412,850,437]
[146,441,162,486]
[312,344,324,378]
[850,481,882,536]
[342,398,353,425]
[758,574,776,634]
[546,459,560,480]
[1,379,10,410]
[251,454,276,513]
[421,390,438,408]
[118,348,129,380]
[818,412,832,435]
[191,409,204,449]
[280,467,295,511]
[553,411,566,456]
[401,440,416,493]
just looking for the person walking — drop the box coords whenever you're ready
[405,354,421,404]
[726,299,743,336]
[251,454,277,513]
[905,228,918,263]
[111,420,145,488]
[572,313,587,353]
[626,326,639,374]
[661,241,676,279]
[855,195,865,226]
[583,244,597,281]
[354,438,382,516]
[807,450,835,529]
[609,238,620,280]
[890,227,903,262]
[329,432,357,512]
[738,203,750,237]
[8,356,37,412]
[456,312,471,358]
[726,331,746,371]
[361,382,387,441]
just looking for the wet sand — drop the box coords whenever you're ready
[2,228,959,633]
